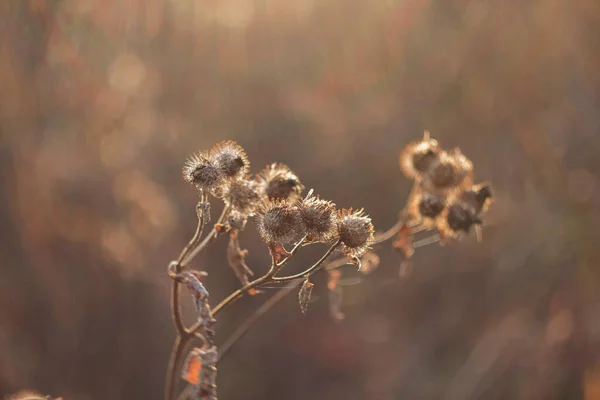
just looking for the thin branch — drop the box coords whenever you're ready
[181,205,231,267]
[373,217,406,245]
[218,280,302,362]
[171,197,207,335]
[273,240,341,282]
[164,335,188,400]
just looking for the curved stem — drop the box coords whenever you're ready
[165,335,189,400]
[171,197,207,335]
[373,217,406,245]
[212,273,273,316]
[181,205,230,267]
[273,240,340,282]
[217,280,301,363]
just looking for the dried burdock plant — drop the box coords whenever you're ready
[210,140,250,180]
[164,134,494,400]
[257,162,304,202]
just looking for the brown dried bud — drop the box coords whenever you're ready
[257,163,304,203]
[226,231,254,286]
[437,184,492,238]
[297,193,338,243]
[423,149,473,192]
[298,278,314,315]
[408,189,446,228]
[183,152,224,193]
[338,208,375,258]
[219,178,261,216]
[399,131,441,179]
[257,201,304,245]
[210,140,249,179]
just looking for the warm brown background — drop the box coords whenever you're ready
[1,0,600,399]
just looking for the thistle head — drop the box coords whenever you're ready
[219,177,261,216]
[418,193,445,219]
[399,131,441,179]
[337,208,374,258]
[297,192,338,243]
[445,203,482,234]
[424,149,473,192]
[258,163,304,203]
[210,140,249,180]
[182,151,224,193]
[257,201,305,245]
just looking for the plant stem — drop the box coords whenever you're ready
[181,205,230,267]
[217,280,301,362]
[171,198,208,335]
[273,240,341,282]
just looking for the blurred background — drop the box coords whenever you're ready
[1,0,600,399]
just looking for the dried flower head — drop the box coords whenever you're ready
[297,193,338,243]
[183,151,224,193]
[219,178,261,216]
[408,189,446,227]
[257,201,304,244]
[437,184,492,238]
[423,149,473,193]
[210,140,249,179]
[399,131,441,179]
[458,183,493,214]
[338,208,375,258]
[258,163,304,203]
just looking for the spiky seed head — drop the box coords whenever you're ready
[419,193,445,219]
[219,178,261,216]
[399,131,441,178]
[297,194,338,243]
[257,201,305,244]
[423,150,473,192]
[456,183,494,214]
[338,208,374,258]
[258,163,304,203]
[182,152,224,192]
[445,203,482,233]
[210,140,249,179]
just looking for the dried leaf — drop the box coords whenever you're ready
[327,269,342,291]
[392,224,414,259]
[329,286,345,322]
[182,351,202,384]
[298,278,314,315]
[268,242,291,263]
[185,347,219,400]
[327,270,345,321]
[226,231,254,287]
[176,270,209,312]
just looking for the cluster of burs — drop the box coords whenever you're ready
[399,132,493,241]
[183,141,375,264]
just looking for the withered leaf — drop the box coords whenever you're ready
[176,270,209,312]
[298,278,314,315]
[268,242,291,264]
[392,224,414,259]
[182,350,203,384]
[226,231,254,287]
[327,270,345,321]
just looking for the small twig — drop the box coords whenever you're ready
[181,205,231,267]
[171,196,208,335]
[218,280,302,362]
[273,240,341,282]
[165,336,187,400]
